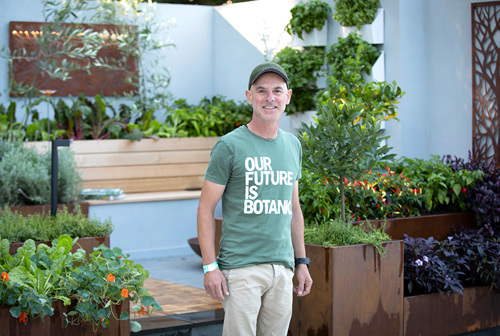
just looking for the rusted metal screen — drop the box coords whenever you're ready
[472,2,500,165]
[9,21,138,97]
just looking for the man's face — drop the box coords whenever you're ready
[246,72,292,122]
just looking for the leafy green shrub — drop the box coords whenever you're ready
[300,156,484,225]
[392,156,483,212]
[300,165,426,225]
[274,46,325,115]
[299,168,337,226]
[0,96,251,141]
[321,33,403,122]
[285,0,332,39]
[159,96,253,137]
[0,142,82,207]
[305,219,390,256]
[333,0,379,29]
[299,97,394,222]
[0,207,113,242]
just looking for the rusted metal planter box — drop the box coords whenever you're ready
[6,202,90,218]
[288,241,404,336]
[0,299,129,336]
[357,212,476,241]
[403,286,500,336]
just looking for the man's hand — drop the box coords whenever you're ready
[293,264,313,297]
[204,269,229,300]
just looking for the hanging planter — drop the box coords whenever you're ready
[338,8,384,44]
[286,0,331,47]
[291,25,328,47]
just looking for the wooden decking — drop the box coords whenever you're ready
[131,278,224,333]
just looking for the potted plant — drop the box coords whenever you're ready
[288,221,404,335]
[285,0,332,46]
[287,87,405,334]
[0,234,161,334]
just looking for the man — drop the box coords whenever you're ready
[197,62,312,336]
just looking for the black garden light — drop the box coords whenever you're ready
[51,139,71,216]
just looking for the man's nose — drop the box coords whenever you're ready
[266,92,275,101]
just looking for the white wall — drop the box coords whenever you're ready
[158,4,215,104]
[381,0,492,160]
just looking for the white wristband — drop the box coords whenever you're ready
[203,262,219,274]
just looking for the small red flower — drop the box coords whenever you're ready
[19,312,27,323]
[461,187,467,194]
[137,306,147,315]
[107,274,115,282]
[121,288,129,298]
[1,272,8,281]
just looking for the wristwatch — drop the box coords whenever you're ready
[295,257,310,269]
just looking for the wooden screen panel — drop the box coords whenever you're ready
[81,176,206,194]
[9,21,137,97]
[471,3,500,165]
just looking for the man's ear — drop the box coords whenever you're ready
[286,89,292,105]
[245,89,252,105]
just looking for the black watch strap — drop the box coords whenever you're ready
[295,257,310,268]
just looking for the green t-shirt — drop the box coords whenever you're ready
[205,126,302,270]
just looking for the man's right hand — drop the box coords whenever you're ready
[204,268,229,300]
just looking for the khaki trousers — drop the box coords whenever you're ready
[221,264,294,336]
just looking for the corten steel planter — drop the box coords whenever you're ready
[50,299,130,336]
[6,202,90,218]
[288,241,404,336]
[357,212,476,241]
[0,299,130,336]
[9,236,110,257]
[0,305,51,336]
[403,286,500,336]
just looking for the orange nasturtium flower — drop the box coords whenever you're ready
[1,272,8,281]
[121,288,129,298]
[137,306,147,315]
[107,274,115,282]
[19,312,27,323]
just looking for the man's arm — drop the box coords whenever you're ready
[290,181,313,296]
[197,179,229,300]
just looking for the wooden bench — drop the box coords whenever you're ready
[25,137,219,204]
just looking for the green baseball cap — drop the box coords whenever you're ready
[248,62,289,90]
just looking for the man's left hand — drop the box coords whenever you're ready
[293,264,312,296]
